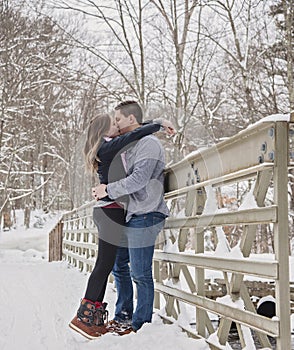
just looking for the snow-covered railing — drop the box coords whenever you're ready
[48,114,293,349]
[153,115,293,349]
[56,202,98,273]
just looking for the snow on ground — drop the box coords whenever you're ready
[0,211,209,350]
[1,210,293,349]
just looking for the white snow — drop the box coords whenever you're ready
[0,211,210,350]
[216,295,245,310]
[1,210,293,349]
[214,227,231,255]
[258,113,290,123]
[202,185,218,215]
[163,237,179,253]
[207,332,233,349]
[256,295,276,309]
[238,186,258,210]
[245,114,291,132]
[229,244,244,258]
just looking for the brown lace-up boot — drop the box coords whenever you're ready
[69,299,109,339]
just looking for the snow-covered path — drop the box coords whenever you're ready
[0,254,82,350]
[0,218,209,350]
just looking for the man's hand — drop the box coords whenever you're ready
[92,184,107,200]
[161,119,176,136]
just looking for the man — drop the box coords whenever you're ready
[93,100,175,333]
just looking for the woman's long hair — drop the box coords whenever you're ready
[84,114,111,173]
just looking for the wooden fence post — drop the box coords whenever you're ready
[49,220,63,262]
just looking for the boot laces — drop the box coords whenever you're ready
[77,300,96,325]
[96,304,109,325]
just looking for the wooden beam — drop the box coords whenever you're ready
[253,169,273,207]
[195,226,206,336]
[153,260,161,309]
[63,250,95,267]
[155,282,279,337]
[230,169,272,293]
[63,240,96,250]
[274,122,291,349]
[153,251,278,279]
[230,226,256,293]
[164,206,277,229]
[217,318,232,346]
[165,163,274,199]
[226,169,272,347]
[240,284,272,348]
[180,265,196,293]
[165,123,275,192]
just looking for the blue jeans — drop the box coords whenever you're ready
[112,212,166,330]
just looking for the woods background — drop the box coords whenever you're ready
[0,0,293,252]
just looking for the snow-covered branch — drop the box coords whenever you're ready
[8,176,53,202]
[0,170,54,175]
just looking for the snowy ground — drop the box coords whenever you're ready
[1,210,293,350]
[0,212,209,350]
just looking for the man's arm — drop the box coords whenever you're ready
[108,158,160,199]
[93,138,163,200]
[93,159,161,200]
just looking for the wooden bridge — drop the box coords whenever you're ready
[49,115,293,349]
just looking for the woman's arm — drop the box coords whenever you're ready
[98,122,161,157]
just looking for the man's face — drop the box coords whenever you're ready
[114,109,132,134]
[105,116,120,138]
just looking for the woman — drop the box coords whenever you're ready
[69,113,173,339]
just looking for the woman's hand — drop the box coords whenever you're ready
[92,184,108,200]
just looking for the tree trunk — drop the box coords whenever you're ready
[2,202,12,230]
[284,0,294,110]
[24,204,30,229]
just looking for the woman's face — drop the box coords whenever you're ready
[105,117,120,138]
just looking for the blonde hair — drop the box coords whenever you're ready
[84,114,111,173]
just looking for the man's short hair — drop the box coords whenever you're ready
[115,100,143,123]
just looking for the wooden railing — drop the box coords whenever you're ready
[49,116,293,349]
[49,202,98,272]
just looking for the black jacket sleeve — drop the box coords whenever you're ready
[98,123,161,157]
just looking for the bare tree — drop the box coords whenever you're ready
[47,0,150,107]
[269,0,294,111]
[284,0,294,111]
[0,2,85,227]
[149,0,200,159]
[268,0,294,238]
